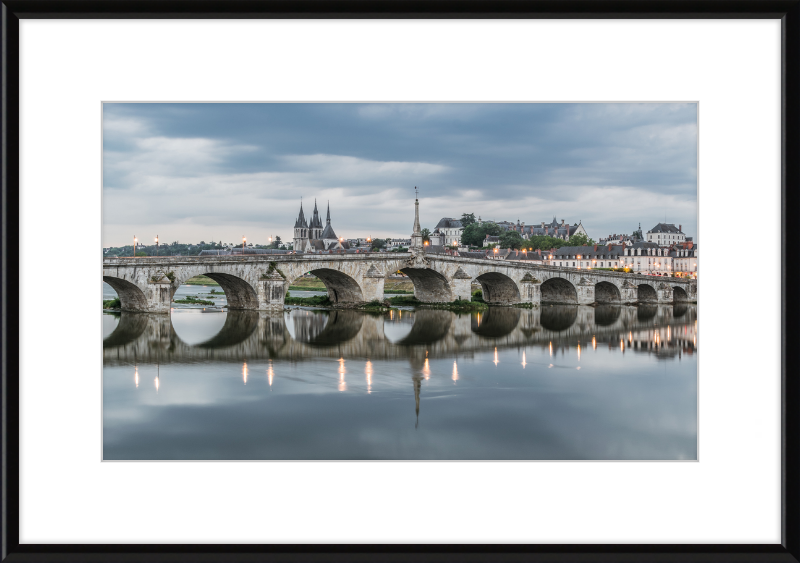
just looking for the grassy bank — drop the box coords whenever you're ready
[184,275,220,286]
[284,294,332,307]
[103,297,121,309]
[386,295,488,312]
[174,296,216,305]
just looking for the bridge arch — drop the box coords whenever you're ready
[637,283,658,303]
[401,267,452,302]
[673,286,689,303]
[540,277,578,304]
[475,272,520,304]
[595,281,621,303]
[103,276,148,312]
[305,268,364,304]
[191,272,259,310]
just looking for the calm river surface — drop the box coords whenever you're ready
[102,284,697,461]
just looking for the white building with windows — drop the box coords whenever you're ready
[431,218,463,246]
[551,245,625,270]
[647,223,686,246]
[672,244,698,277]
[387,238,411,249]
[620,242,674,274]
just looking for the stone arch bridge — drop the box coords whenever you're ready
[102,252,697,313]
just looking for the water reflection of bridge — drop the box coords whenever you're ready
[103,304,697,366]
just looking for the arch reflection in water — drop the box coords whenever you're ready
[284,309,364,347]
[541,305,578,332]
[383,309,415,343]
[394,310,452,346]
[103,304,697,366]
[104,303,698,460]
[470,307,520,338]
[594,305,621,327]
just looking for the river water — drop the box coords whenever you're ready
[102,284,697,461]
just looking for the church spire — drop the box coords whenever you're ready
[294,199,308,229]
[310,199,322,229]
[326,200,331,224]
[411,187,423,249]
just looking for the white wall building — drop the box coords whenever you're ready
[432,218,463,246]
[647,223,686,246]
[672,244,698,277]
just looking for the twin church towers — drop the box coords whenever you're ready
[292,188,424,252]
[291,199,342,252]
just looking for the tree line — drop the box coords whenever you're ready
[103,237,284,257]
[458,213,595,250]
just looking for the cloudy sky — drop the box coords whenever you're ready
[102,103,697,247]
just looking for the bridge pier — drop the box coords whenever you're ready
[259,271,287,310]
[519,273,542,306]
[362,265,386,302]
[451,267,473,301]
[576,277,595,305]
[146,280,173,314]
[656,282,674,304]
[619,280,638,305]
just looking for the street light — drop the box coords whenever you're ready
[243,235,246,252]
[155,235,159,257]
[133,236,137,257]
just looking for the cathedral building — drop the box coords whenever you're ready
[292,200,348,252]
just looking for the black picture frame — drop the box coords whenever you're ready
[1,1,796,561]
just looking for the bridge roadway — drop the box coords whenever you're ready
[103,304,697,366]
[102,250,697,313]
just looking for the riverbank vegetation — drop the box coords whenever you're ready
[184,275,220,286]
[173,296,216,306]
[103,297,121,309]
[386,295,488,312]
[284,294,332,307]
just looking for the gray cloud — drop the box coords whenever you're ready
[103,103,697,246]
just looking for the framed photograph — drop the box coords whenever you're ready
[3,1,796,561]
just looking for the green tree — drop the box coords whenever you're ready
[461,221,501,247]
[567,233,596,247]
[421,228,431,244]
[499,230,525,249]
[371,238,387,251]
[524,235,567,251]
[460,213,477,227]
